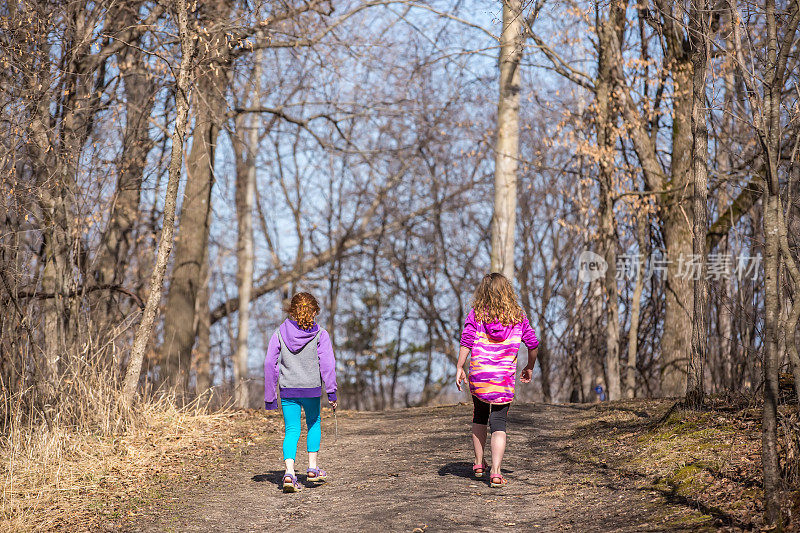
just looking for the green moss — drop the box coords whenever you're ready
[644,498,715,530]
[662,462,716,498]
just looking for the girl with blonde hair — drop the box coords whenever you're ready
[456,273,539,487]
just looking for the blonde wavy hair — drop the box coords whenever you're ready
[288,292,320,330]
[472,273,524,326]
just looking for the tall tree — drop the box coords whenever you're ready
[685,0,710,409]
[595,0,628,401]
[231,55,263,409]
[625,210,648,398]
[124,0,196,406]
[160,0,234,393]
[729,0,800,524]
[651,0,696,397]
[490,0,524,280]
[94,2,158,314]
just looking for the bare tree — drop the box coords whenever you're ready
[490,0,525,280]
[729,0,800,524]
[94,2,159,320]
[231,56,263,408]
[685,0,710,409]
[123,0,196,406]
[160,1,235,393]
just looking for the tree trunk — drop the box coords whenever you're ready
[626,211,647,398]
[34,11,107,401]
[123,0,196,406]
[762,192,783,525]
[193,252,211,397]
[599,190,621,402]
[781,203,800,404]
[595,0,626,401]
[519,253,551,402]
[760,0,796,523]
[40,211,71,401]
[233,57,261,409]
[577,281,603,401]
[715,7,738,392]
[160,2,233,394]
[490,0,523,280]
[94,11,156,308]
[685,0,709,409]
[660,60,694,397]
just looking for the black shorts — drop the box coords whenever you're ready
[472,395,509,432]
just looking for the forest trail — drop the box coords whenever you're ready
[129,402,717,532]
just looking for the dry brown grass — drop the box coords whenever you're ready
[1,395,280,532]
[0,342,281,533]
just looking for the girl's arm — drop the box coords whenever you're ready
[264,333,281,410]
[317,329,337,403]
[456,310,477,391]
[460,309,478,349]
[520,315,539,353]
[456,346,471,391]
[520,316,539,383]
[456,345,471,368]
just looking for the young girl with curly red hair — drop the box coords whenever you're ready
[264,292,338,493]
[456,273,539,487]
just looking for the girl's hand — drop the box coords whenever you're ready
[456,367,467,391]
[520,365,534,383]
[329,400,337,410]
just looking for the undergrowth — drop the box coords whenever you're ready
[0,340,280,532]
[578,397,800,530]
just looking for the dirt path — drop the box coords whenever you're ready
[130,403,714,532]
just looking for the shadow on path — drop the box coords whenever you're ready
[251,471,285,488]
[437,461,513,480]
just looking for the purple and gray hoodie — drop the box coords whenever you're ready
[264,319,337,410]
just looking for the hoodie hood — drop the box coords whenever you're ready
[278,318,320,352]
[484,321,515,341]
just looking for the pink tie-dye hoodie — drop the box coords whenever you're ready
[460,309,539,404]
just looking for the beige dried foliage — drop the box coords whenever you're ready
[0,341,278,532]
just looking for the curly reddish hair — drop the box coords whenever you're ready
[472,272,524,326]
[288,292,320,330]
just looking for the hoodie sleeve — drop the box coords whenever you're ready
[264,332,281,410]
[521,315,540,351]
[317,329,338,402]
[460,309,478,348]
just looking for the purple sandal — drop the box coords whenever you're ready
[282,473,302,493]
[306,467,328,483]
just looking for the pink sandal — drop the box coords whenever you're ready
[490,474,507,487]
[472,463,489,478]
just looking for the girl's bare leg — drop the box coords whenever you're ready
[307,451,318,470]
[472,423,488,465]
[490,431,506,476]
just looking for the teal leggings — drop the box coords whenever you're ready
[281,397,321,461]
